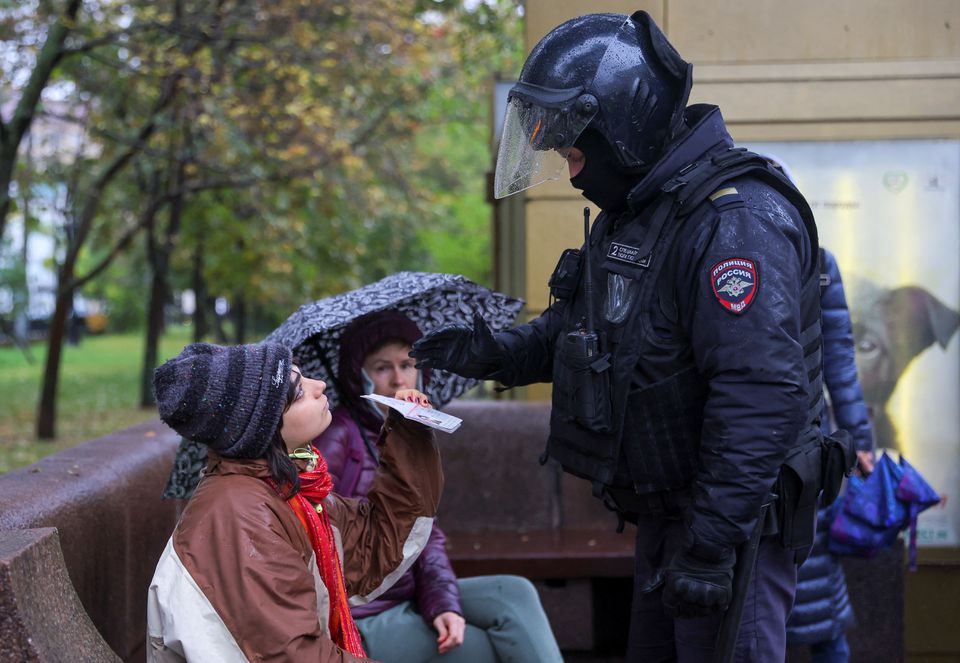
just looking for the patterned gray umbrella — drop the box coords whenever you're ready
[162,272,524,499]
[265,271,525,409]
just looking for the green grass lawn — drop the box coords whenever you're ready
[0,327,192,473]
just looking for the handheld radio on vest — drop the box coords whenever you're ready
[555,207,612,432]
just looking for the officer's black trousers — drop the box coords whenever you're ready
[627,515,797,662]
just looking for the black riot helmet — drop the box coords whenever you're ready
[494,11,692,199]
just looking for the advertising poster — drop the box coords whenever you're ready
[749,140,960,548]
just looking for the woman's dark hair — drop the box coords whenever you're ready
[368,336,413,358]
[265,366,304,499]
[267,430,300,499]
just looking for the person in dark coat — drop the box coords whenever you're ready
[411,11,842,662]
[786,248,875,662]
[313,309,562,663]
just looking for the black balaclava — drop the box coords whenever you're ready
[569,129,641,213]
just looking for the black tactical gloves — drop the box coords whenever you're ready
[662,546,736,618]
[410,312,509,380]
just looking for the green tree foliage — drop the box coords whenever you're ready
[2,0,524,436]
[408,0,524,286]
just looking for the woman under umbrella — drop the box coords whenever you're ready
[313,309,562,663]
[163,272,524,499]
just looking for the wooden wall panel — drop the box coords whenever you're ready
[667,0,960,63]
[690,60,960,131]
[525,1,662,50]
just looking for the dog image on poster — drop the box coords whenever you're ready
[848,280,960,454]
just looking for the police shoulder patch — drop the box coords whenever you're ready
[710,257,759,314]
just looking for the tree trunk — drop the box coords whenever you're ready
[141,170,184,407]
[192,243,207,343]
[141,260,166,408]
[36,286,72,439]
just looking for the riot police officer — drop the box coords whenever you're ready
[412,11,834,662]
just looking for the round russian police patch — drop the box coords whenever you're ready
[710,258,758,314]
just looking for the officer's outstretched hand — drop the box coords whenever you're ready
[410,312,506,379]
[662,547,735,618]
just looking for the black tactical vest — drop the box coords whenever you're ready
[544,149,823,499]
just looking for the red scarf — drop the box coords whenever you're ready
[267,449,365,657]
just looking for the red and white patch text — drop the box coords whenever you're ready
[710,258,759,314]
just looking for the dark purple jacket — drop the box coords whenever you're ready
[314,406,461,622]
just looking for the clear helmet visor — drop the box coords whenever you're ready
[493,93,597,199]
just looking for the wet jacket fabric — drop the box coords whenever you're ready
[147,415,442,663]
[497,105,818,557]
[787,249,873,645]
[314,406,461,623]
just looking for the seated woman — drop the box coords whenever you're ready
[148,341,442,662]
[314,309,563,663]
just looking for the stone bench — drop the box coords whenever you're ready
[0,528,121,662]
[0,419,180,662]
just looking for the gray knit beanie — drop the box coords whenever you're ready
[153,342,293,459]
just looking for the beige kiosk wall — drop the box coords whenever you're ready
[497,1,960,659]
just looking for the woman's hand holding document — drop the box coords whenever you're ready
[362,394,462,433]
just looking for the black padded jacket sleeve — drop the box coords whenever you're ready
[673,181,812,557]
[492,300,566,387]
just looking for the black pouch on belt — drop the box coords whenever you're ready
[820,428,857,506]
[775,427,822,563]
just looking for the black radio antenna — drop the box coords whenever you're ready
[583,207,594,333]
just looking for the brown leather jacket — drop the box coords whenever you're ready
[147,414,442,662]
[314,406,461,623]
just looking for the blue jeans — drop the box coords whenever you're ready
[356,575,563,663]
[811,633,850,663]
